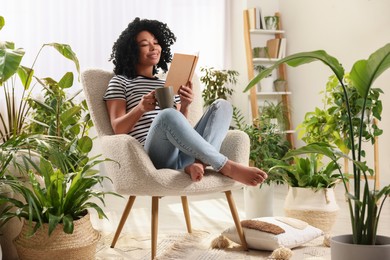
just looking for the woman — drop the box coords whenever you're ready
[104,17,267,186]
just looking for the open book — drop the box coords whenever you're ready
[164,53,199,93]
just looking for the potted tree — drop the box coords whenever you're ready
[244,43,390,259]
[199,66,239,107]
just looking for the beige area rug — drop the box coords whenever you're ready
[96,230,331,260]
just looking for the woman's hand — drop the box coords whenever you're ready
[179,81,194,108]
[139,91,157,112]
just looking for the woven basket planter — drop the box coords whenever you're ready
[13,213,100,260]
[284,187,339,234]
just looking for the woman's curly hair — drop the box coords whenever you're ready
[109,17,176,79]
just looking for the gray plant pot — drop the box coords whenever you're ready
[331,234,390,260]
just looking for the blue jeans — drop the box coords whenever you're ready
[144,99,233,171]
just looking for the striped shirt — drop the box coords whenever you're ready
[103,75,180,145]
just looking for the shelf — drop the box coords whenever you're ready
[250,29,285,35]
[253,58,280,64]
[256,91,292,96]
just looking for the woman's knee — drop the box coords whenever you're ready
[155,108,185,126]
[211,99,233,116]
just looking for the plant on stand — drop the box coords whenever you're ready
[199,67,239,107]
[244,43,390,259]
[259,100,289,132]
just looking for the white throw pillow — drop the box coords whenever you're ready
[222,216,323,251]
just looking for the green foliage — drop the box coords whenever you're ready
[269,153,342,190]
[260,101,289,132]
[26,73,93,174]
[0,15,114,237]
[254,65,272,77]
[245,43,390,245]
[297,74,383,155]
[1,156,120,235]
[0,15,81,143]
[199,67,238,106]
[233,107,290,185]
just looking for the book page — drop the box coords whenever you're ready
[164,53,199,93]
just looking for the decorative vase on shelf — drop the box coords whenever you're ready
[260,77,274,92]
[284,187,339,234]
[274,79,286,92]
[264,16,279,30]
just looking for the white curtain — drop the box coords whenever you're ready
[1,0,230,82]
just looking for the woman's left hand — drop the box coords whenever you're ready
[178,81,194,108]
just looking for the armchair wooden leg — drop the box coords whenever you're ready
[111,196,136,248]
[225,190,248,250]
[151,196,159,260]
[181,196,192,233]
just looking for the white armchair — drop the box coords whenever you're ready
[81,68,249,259]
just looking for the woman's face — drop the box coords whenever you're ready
[136,30,161,67]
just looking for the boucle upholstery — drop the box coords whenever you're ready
[81,68,248,196]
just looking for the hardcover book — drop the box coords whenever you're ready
[164,53,199,93]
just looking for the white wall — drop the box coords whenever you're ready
[231,0,390,186]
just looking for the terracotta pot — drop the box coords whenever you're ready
[331,234,390,260]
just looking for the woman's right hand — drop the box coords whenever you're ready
[139,91,157,112]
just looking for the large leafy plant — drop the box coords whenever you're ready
[269,153,341,190]
[0,16,80,143]
[2,155,118,235]
[244,43,390,245]
[0,15,92,175]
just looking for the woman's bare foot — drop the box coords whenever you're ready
[219,160,268,186]
[184,161,206,182]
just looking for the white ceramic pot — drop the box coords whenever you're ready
[244,184,274,219]
[260,77,274,92]
[284,187,339,234]
[331,234,390,260]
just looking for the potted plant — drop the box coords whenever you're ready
[259,100,288,132]
[199,66,239,107]
[253,47,269,58]
[269,153,342,234]
[0,15,109,259]
[244,43,390,259]
[233,107,290,218]
[3,153,117,260]
[254,65,273,92]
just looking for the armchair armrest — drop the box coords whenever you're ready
[220,130,250,166]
